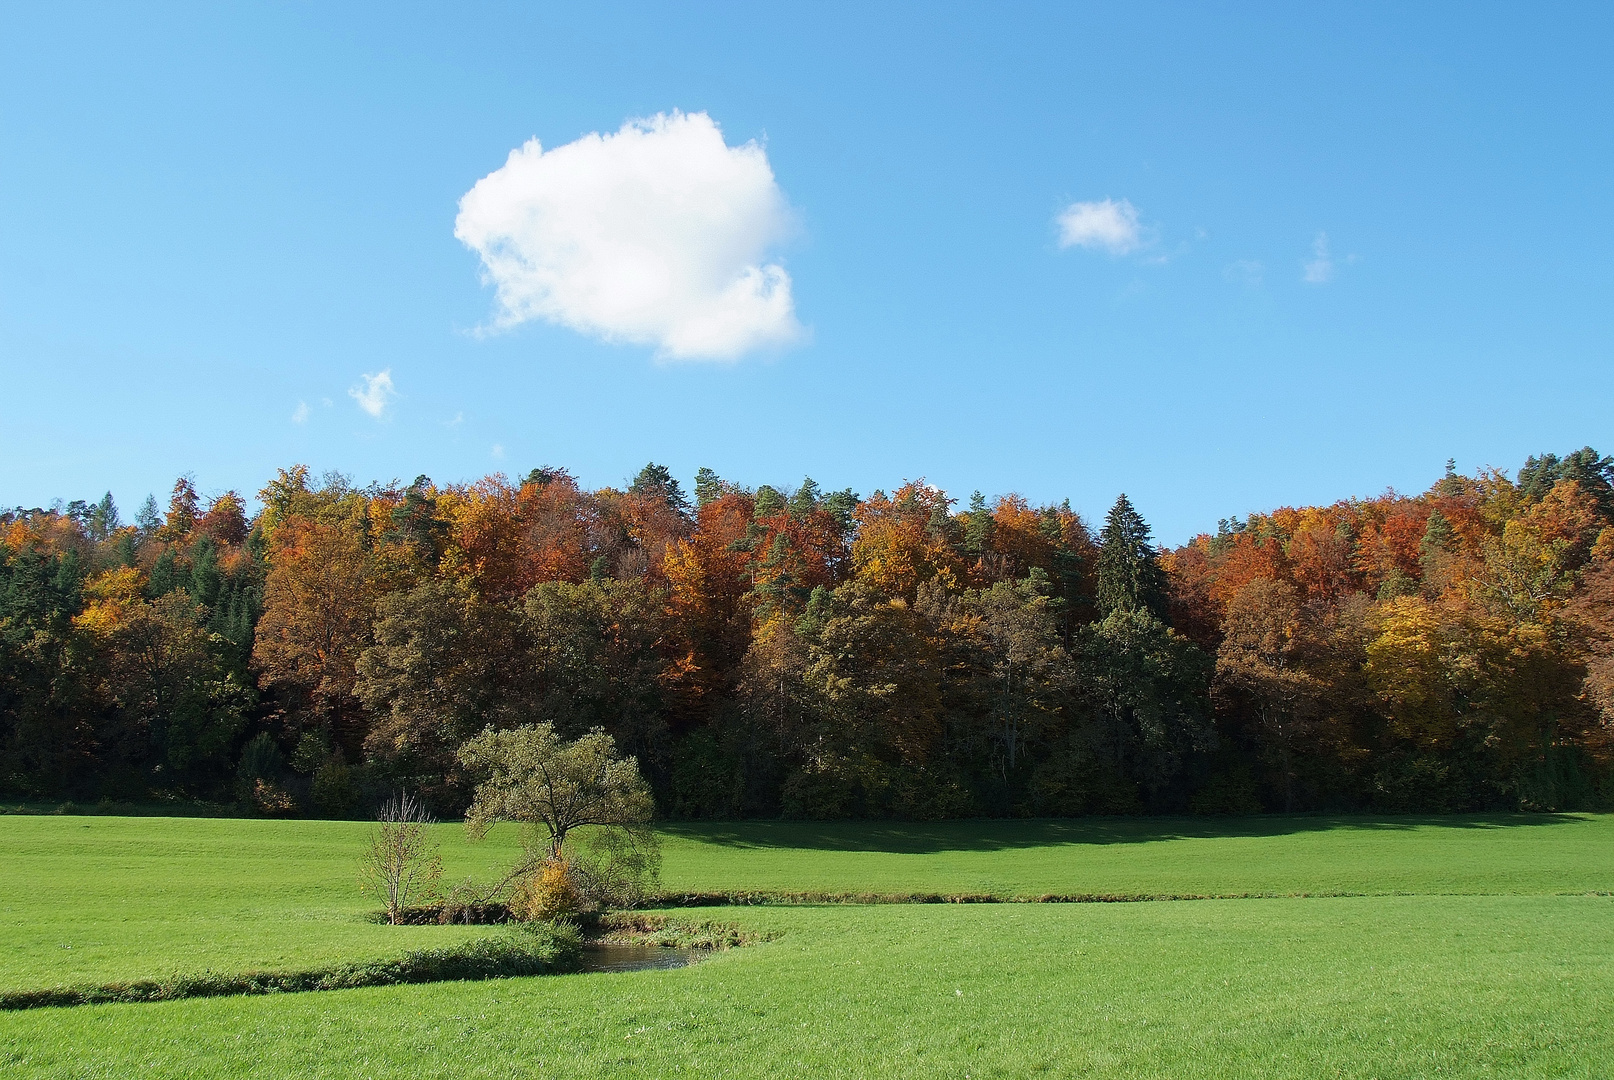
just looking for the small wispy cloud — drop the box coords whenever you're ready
[1303,232,1334,284]
[1056,198,1142,255]
[491,443,505,460]
[349,369,397,418]
[444,411,465,429]
[291,401,310,424]
[1224,259,1264,288]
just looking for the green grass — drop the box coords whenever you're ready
[0,816,530,988]
[2,813,1612,1077]
[4,898,1610,1078]
[656,813,1614,896]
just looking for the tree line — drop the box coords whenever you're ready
[4,449,1613,817]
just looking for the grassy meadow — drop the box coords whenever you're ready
[2,813,1612,1077]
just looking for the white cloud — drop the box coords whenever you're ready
[1303,232,1334,284]
[455,110,800,361]
[1056,198,1142,254]
[491,443,505,460]
[291,401,310,424]
[349,369,396,418]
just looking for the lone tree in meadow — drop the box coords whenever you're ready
[458,723,654,859]
[458,723,660,914]
[359,792,442,924]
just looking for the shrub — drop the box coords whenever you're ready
[312,757,358,817]
[569,826,662,910]
[250,779,299,817]
[510,859,582,921]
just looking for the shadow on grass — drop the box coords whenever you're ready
[657,813,1596,854]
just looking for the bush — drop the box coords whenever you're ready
[510,859,582,921]
[569,826,662,909]
[311,757,358,817]
[235,732,287,807]
[505,827,663,919]
[250,779,299,817]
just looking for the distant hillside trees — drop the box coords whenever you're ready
[3,450,1613,816]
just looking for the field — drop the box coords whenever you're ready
[2,814,1612,1077]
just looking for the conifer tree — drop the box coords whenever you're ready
[693,467,725,508]
[754,485,785,518]
[163,476,200,539]
[630,462,689,515]
[964,491,995,557]
[788,477,822,518]
[1095,494,1167,618]
[88,492,120,541]
[135,494,162,537]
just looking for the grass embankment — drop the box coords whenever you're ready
[0,926,576,1009]
[2,813,1612,1077]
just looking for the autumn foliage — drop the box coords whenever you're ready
[3,450,1614,816]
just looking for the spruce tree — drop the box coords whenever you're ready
[788,477,822,518]
[629,462,689,515]
[754,485,786,518]
[89,492,120,541]
[165,475,200,537]
[1095,494,1167,618]
[135,495,161,537]
[1518,446,1614,516]
[693,467,724,508]
[1419,508,1456,581]
[964,491,995,558]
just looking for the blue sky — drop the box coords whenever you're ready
[2,3,1610,542]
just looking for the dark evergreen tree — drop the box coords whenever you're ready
[524,466,569,487]
[88,492,120,541]
[694,467,726,508]
[1095,494,1167,619]
[1439,458,1464,496]
[630,462,690,515]
[165,476,200,537]
[788,477,823,518]
[147,548,180,599]
[114,531,139,568]
[964,491,995,558]
[387,475,446,564]
[753,485,786,518]
[820,489,860,532]
[1420,508,1455,572]
[1519,446,1614,516]
[188,537,223,609]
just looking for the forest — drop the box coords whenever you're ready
[3,449,1613,819]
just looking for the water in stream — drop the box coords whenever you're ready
[577,943,699,974]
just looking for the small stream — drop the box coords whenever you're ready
[577,943,699,974]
